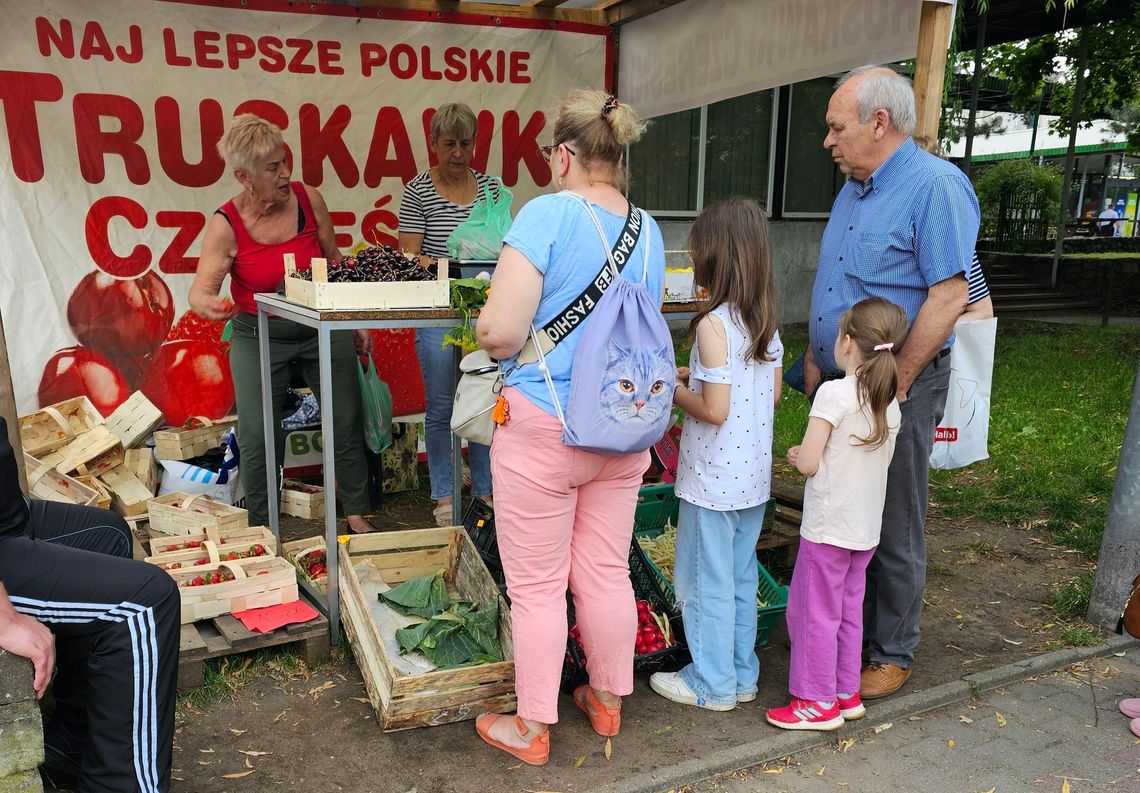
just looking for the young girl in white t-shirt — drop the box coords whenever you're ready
[767,296,907,731]
[649,198,783,711]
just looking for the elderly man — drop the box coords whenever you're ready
[804,66,980,699]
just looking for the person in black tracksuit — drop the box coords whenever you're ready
[0,418,178,792]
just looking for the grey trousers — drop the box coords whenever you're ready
[864,351,951,669]
[229,313,370,526]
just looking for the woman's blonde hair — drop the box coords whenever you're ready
[430,102,477,142]
[553,89,645,190]
[838,297,910,449]
[216,114,284,176]
[687,198,779,364]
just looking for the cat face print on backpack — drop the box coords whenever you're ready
[599,340,674,431]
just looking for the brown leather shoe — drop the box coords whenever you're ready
[860,662,911,699]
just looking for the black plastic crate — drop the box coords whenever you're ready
[462,497,501,581]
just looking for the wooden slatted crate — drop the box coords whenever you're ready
[24,453,100,507]
[52,426,123,478]
[281,479,324,520]
[338,527,515,732]
[97,465,153,518]
[282,535,327,594]
[105,391,164,449]
[75,475,112,510]
[123,448,158,495]
[148,492,248,536]
[146,526,276,572]
[283,254,450,310]
[170,557,299,624]
[153,416,238,461]
[18,396,102,456]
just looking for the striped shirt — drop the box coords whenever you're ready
[397,169,498,258]
[967,252,990,305]
[809,137,980,375]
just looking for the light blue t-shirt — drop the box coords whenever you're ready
[500,191,667,418]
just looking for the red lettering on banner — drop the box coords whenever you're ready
[510,51,531,84]
[299,103,359,187]
[443,47,466,81]
[226,34,256,70]
[363,107,417,188]
[194,30,224,69]
[85,196,151,277]
[258,37,286,73]
[155,97,226,188]
[501,110,547,187]
[0,70,63,183]
[469,49,492,83]
[286,38,315,74]
[360,43,386,77]
[390,44,416,79]
[933,427,958,443]
[317,41,343,75]
[163,28,191,67]
[156,211,205,274]
[329,211,356,251]
[360,195,400,248]
[79,22,114,62]
[36,17,74,58]
[73,93,150,185]
[420,46,442,80]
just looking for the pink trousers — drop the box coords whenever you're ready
[490,388,648,723]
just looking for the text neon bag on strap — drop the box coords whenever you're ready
[533,196,675,455]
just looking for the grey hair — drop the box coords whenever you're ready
[837,66,916,136]
[216,114,285,176]
[430,102,477,142]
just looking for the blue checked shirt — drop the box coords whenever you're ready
[809,137,980,376]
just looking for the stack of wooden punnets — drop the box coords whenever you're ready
[147,492,249,537]
[152,416,238,461]
[19,394,163,517]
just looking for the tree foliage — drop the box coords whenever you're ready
[974,159,1063,234]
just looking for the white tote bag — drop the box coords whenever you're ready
[450,350,501,447]
[930,317,997,470]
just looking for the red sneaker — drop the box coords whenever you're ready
[765,698,844,731]
[837,692,865,720]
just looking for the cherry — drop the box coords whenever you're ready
[38,346,131,416]
[67,270,174,361]
[139,340,235,426]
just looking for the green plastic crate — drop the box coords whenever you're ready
[632,485,789,647]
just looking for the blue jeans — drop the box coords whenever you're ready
[674,498,765,705]
[415,327,492,500]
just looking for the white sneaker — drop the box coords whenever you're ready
[649,672,736,711]
[736,691,757,704]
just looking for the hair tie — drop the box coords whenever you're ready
[602,95,620,117]
[873,342,894,352]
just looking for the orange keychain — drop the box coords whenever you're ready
[492,393,511,426]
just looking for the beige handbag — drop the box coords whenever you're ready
[450,350,501,446]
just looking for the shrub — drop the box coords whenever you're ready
[973,159,1064,240]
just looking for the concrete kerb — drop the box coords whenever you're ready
[602,636,1138,793]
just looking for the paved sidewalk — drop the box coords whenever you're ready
[605,638,1138,793]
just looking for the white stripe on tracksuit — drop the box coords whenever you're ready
[11,595,161,793]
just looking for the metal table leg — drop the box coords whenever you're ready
[318,326,341,643]
[257,309,279,544]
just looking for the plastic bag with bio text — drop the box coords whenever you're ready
[446,178,513,260]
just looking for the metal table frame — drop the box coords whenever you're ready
[253,293,699,642]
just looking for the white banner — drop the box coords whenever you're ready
[0,0,608,420]
[619,0,940,119]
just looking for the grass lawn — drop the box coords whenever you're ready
[676,319,1139,562]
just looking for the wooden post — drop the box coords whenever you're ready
[0,307,27,494]
[911,1,954,152]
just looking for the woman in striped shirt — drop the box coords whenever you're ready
[398,103,496,526]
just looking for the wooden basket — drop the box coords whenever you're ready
[153,416,238,461]
[147,492,249,536]
[49,426,123,478]
[97,465,154,518]
[281,480,325,520]
[282,535,327,594]
[170,557,298,624]
[283,255,450,310]
[18,397,102,456]
[105,391,164,449]
[146,526,276,571]
[24,453,100,507]
[123,448,158,495]
[75,475,112,510]
[338,527,515,731]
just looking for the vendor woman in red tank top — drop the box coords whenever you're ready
[189,114,375,534]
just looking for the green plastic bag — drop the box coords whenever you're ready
[446,178,513,260]
[358,357,393,454]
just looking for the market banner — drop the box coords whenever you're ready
[619,0,954,119]
[0,0,609,421]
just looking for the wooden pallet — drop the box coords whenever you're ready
[177,606,331,692]
[757,488,803,565]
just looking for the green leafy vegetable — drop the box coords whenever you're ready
[381,572,503,669]
[378,570,450,618]
[445,278,491,353]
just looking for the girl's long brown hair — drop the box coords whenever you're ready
[687,198,778,363]
[839,297,910,448]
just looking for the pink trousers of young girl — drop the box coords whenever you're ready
[490,388,648,724]
[786,538,877,701]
